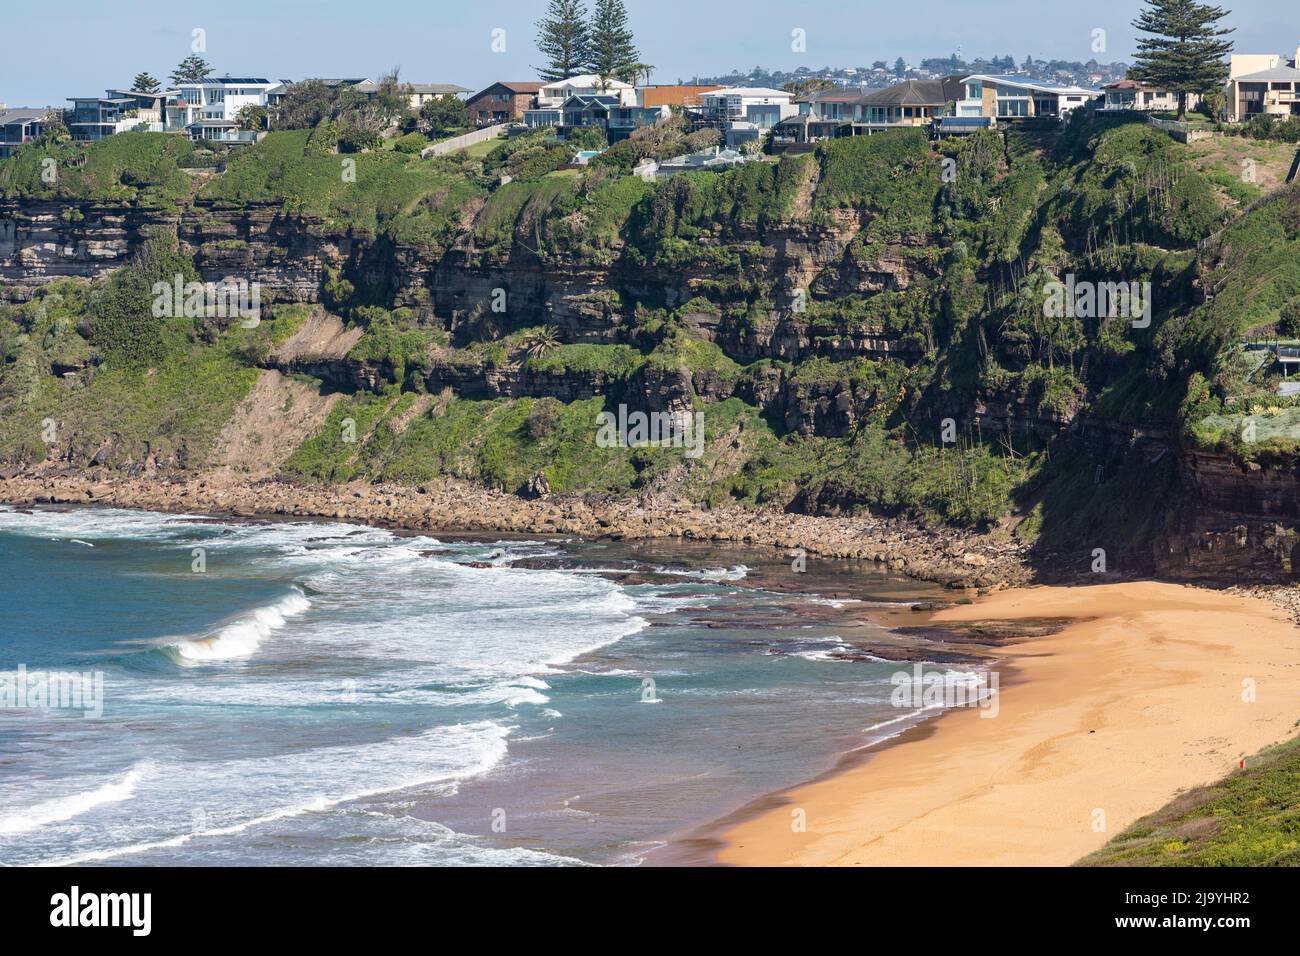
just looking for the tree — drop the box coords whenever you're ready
[418,94,468,136]
[535,0,590,80]
[38,110,70,145]
[588,0,638,80]
[132,73,161,94]
[894,57,907,77]
[1129,0,1234,119]
[170,55,212,84]
[783,77,836,98]
[271,79,338,129]
[236,104,268,131]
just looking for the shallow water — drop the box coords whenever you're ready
[0,504,951,866]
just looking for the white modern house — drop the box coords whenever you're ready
[536,74,636,108]
[697,87,796,125]
[168,76,280,141]
[954,75,1098,120]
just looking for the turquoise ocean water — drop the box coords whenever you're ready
[0,504,947,866]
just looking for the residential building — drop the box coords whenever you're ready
[695,87,797,146]
[466,81,545,126]
[66,88,175,141]
[353,81,471,111]
[650,145,761,179]
[635,84,721,109]
[524,95,668,140]
[954,74,1098,120]
[173,76,280,125]
[857,79,951,131]
[536,74,636,108]
[1227,47,1300,122]
[778,79,958,143]
[1100,79,1200,113]
[0,108,50,158]
[697,87,796,125]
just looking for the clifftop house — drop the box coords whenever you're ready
[466,81,545,127]
[1227,46,1300,122]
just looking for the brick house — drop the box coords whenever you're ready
[465,81,544,126]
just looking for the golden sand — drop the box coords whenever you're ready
[718,582,1300,866]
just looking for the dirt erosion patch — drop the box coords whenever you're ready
[209,369,339,478]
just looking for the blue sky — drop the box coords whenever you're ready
[1,0,1295,106]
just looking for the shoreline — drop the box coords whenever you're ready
[0,471,1032,589]
[708,582,1300,866]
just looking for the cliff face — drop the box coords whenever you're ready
[9,185,1300,587]
[1160,450,1300,582]
[2,194,943,437]
[0,200,174,294]
[0,199,359,304]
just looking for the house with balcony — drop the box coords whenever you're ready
[66,88,176,141]
[466,81,545,126]
[696,87,796,126]
[0,108,50,158]
[352,81,470,111]
[777,79,959,144]
[171,76,279,126]
[537,74,636,109]
[858,79,952,132]
[635,85,721,109]
[1227,48,1300,122]
[524,95,667,140]
[1100,79,1199,113]
[696,87,797,146]
[954,75,1098,121]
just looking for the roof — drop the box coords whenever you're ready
[861,79,947,106]
[0,108,51,124]
[179,76,274,85]
[352,81,470,95]
[704,86,791,99]
[560,95,621,109]
[964,74,1098,96]
[541,74,633,89]
[472,81,545,98]
[1234,65,1300,82]
[801,89,869,104]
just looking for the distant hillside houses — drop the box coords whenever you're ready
[8,37,1299,160]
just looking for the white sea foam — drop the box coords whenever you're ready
[166,590,310,663]
[0,764,147,836]
[40,721,512,866]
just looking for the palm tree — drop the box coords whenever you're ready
[625,63,655,86]
[525,326,561,359]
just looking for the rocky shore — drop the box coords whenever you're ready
[0,470,1033,589]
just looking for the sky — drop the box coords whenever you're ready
[1,0,1297,107]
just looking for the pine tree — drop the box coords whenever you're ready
[170,55,213,84]
[588,0,638,81]
[131,72,161,94]
[1130,0,1234,119]
[535,0,590,81]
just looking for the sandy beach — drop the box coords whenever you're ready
[717,581,1300,866]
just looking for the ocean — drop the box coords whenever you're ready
[0,504,953,866]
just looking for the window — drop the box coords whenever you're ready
[967,81,982,99]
